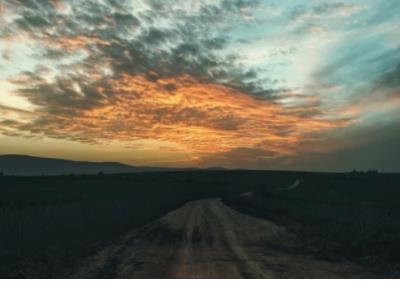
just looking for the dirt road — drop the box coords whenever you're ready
[73,198,370,278]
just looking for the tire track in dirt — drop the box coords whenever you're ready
[73,198,371,278]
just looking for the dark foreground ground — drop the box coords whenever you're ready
[0,170,399,278]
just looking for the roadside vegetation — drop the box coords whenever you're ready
[223,172,400,277]
[0,170,288,277]
[1,170,399,277]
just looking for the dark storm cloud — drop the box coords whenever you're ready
[2,2,348,83]
[9,63,119,119]
[0,0,285,129]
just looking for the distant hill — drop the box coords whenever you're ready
[0,155,178,176]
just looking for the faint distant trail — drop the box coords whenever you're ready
[277,179,302,192]
[72,198,370,278]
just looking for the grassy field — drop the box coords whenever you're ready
[0,171,290,277]
[222,172,400,277]
[1,170,399,277]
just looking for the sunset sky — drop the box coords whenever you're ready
[0,0,399,171]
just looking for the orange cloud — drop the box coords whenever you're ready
[45,35,110,51]
[13,74,351,164]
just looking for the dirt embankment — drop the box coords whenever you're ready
[72,198,371,278]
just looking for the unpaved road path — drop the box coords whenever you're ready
[73,198,370,278]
